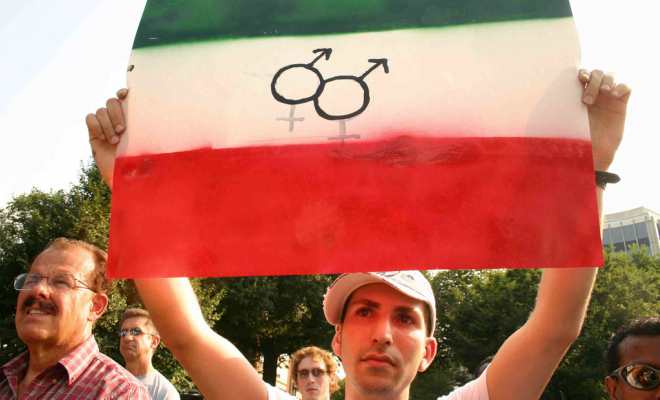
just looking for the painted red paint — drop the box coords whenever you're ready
[108,135,602,278]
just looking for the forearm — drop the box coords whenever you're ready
[135,278,267,400]
[487,185,603,400]
[530,185,603,341]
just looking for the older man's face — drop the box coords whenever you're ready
[605,335,660,400]
[15,246,103,351]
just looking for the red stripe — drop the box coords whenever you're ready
[108,135,602,278]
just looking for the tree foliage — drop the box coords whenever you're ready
[420,251,659,400]
[212,274,336,384]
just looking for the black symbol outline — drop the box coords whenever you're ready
[313,58,389,121]
[273,53,389,121]
[270,48,331,105]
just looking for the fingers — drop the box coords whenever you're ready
[581,69,603,105]
[600,74,614,92]
[106,98,126,134]
[85,89,129,146]
[612,83,631,100]
[578,69,631,104]
[578,69,590,85]
[95,107,119,144]
[85,113,104,143]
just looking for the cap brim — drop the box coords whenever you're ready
[323,272,431,326]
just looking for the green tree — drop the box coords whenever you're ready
[424,250,659,399]
[547,248,660,399]
[212,274,336,385]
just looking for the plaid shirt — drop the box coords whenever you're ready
[0,336,151,400]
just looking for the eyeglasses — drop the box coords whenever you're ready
[14,272,95,293]
[610,363,660,391]
[118,327,155,338]
[297,368,327,380]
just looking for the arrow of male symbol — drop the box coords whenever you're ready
[315,58,390,121]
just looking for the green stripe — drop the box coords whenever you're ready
[134,0,573,49]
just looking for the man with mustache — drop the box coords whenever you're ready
[119,308,180,399]
[86,68,630,399]
[0,238,150,399]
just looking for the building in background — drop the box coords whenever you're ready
[603,207,660,255]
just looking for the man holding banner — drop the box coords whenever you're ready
[87,68,630,399]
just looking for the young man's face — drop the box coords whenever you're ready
[296,356,331,400]
[15,247,106,351]
[119,316,158,363]
[605,335,660,400]
[332,283,437,398]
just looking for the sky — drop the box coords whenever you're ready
[0,0,658,215]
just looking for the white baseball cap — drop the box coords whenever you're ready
[323,271,436,336]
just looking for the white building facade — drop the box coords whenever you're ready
[603,207,660,255]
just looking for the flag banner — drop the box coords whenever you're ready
[108,0,602,278]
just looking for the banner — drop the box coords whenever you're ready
[108,0,601,277]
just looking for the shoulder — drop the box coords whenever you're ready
[264,382,297,400]
[437,369,489,400]
[151,370,180,399]
[84,352,149,397]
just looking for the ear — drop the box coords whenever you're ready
[151,335,161,349]
[88,293,108,322]
[604,376,619,400]
[331,325,342,356]
[417,336,438,372]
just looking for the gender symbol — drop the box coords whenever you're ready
[271,49,389,140]
[313,58,389,121]
[271,48,332,132]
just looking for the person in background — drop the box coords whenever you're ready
[604,317,660,400]
[288,346,340,400]
[119,307,181,400]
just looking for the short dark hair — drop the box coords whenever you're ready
[120,308,159,335]
[605,317,660,374]
[37,237,110,293]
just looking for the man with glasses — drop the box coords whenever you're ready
[288,346,339,400]
[119,308,180,400]
[604,317,660,399]
[0,238,149,399]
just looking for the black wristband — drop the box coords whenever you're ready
[595,170,620,189]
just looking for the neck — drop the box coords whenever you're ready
[344,382,408,400]
[125,358,154,377]
[22,336,89,387]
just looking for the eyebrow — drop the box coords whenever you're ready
[348,299,420,315]
[347,299,380,309]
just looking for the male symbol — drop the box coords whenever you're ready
[313,58,389,121]
[271,48,332,105]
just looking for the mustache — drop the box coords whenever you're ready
[21,296,57,314]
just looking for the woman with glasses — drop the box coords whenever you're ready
[287,346,340,400]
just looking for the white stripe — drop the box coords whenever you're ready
[122,18,588,157]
